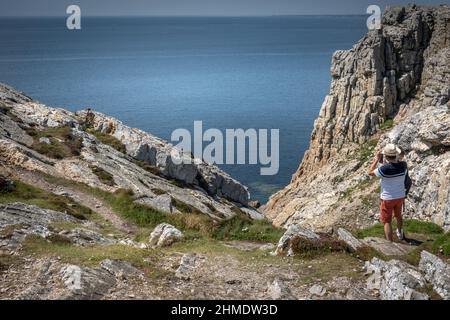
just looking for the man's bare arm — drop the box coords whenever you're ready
[368,151,382,176]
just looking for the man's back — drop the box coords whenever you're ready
[374,161,407,200]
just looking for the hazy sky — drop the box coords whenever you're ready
[0,0,448,16]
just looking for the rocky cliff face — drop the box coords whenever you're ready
[264,5,450,231]
[0,83,260,221]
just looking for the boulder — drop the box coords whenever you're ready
[59,264,116,300]
[362,237,414,256]
[309,284,327,297]
[62,228,117,246]
[419,251,450,300]
[365,257,429,300]
[148,223,184,247]
[38,137,51,145]
[0,203,78,251]
[145,194,174,214]
[336,228,364,252]
[274,224,320,256]
[267,279,295,300]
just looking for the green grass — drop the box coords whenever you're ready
[340,176,377,201]
[432,232,450,256]
[41,174,283,243]
[358,139,379,164]
[212,215,284,243]
[90,165,116,186]
[355,219,449,265]
[355,219,444,239]
[86,129,126,154]
[27,126,83,159]
[0,180,92,220]
[22,235,163,277]
[379,119,394,130]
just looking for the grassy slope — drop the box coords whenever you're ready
[355,219,450,264]
[0,181,92,220]
[22,174,284,243]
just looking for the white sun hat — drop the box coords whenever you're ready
[382,143,402,157]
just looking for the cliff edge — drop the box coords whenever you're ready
[264,5,450,231]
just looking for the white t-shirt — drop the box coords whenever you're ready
[374,161,407,200]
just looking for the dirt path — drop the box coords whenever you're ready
[11,168,137,234]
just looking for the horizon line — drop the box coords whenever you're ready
[0,14,369,18]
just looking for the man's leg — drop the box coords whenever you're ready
[395,199,404,240]
[380,200,393,241]
[396,214,403,232]
[384,222,393,242]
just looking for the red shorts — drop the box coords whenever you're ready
[380,198,404,223]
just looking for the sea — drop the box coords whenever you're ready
[0,16,367,202]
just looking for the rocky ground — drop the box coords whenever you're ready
[1,5,450,300]
[1,188,449,300]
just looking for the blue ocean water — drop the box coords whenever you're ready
[0,16,367,202]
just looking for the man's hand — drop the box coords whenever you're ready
[376,150,383,163]
[368,150,382,176]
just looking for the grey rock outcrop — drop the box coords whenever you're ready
[336,228,364,252]
[309,284,327,297]
[0,203,78,252]
[365,257,429,300]
[76,110,249,205]
[362,237,414,256]
[274,224,320,256]
[60,264,116,300]
[60,228,117,246]
[100,259,143,279]
[148,223,184,247]
[264,5,450,231]
[0,83,261,222]
[419,250,450,299]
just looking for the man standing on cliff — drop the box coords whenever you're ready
[368,143,408,242]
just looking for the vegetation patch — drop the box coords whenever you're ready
[90,165,116,186]
[358,139,378,164]
[22,235,161,277]
[355,219,444,239]
[171,197,202,215]
[212,215,284,243]
[40,175,284,243]
[352,245,387,261]
[169,179,188,188]
[152,188,167,195]
[379,119,394,131]
[340,176,377,201]
[0,180,92,220]
[28,126,83,159]
[0,223,26,238]
[290,235,348,259]
[203,202,218,213]
[132,160,161,176]
[86,129,126,154]
[432,232,450,256]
